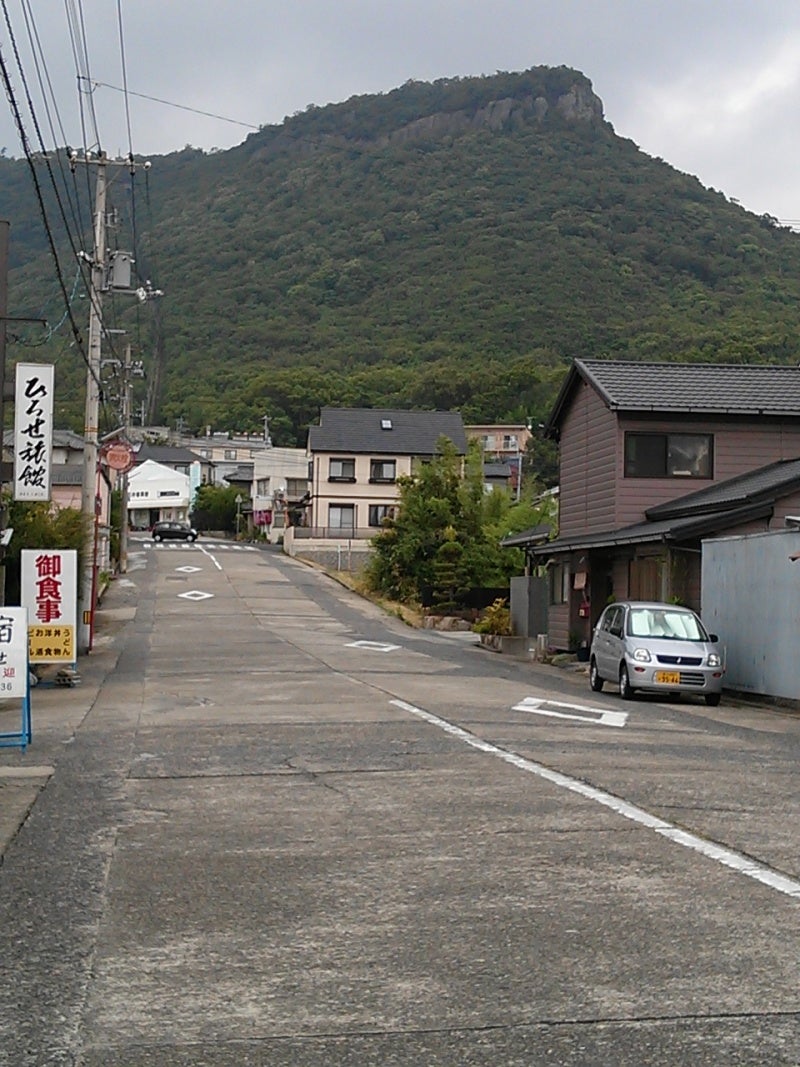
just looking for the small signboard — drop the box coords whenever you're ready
[0,607,30,698]
[21,549,77,663]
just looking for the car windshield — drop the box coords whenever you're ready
[627,607,708,641]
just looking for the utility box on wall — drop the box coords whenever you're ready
[702,528,800,701]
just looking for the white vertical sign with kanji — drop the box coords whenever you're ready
[21,549,77,663]
[0,607,30,698]
[14,363,54,501]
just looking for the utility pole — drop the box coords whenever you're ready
[78,156,108,654]
[70,151,158,650]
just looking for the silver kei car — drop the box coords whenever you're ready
[589,600,724,706]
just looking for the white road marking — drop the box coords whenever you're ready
[513,696,628,729]
[177,590,214,601]
[176,565,201,573]
[140,540,256,552]
[346,640,401,653]
[390,698,800,901]
[197,544,223,571]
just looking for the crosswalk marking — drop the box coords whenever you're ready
[141,542,258,551]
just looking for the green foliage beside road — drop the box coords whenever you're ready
[2,500,88,603]
[365,440,555,609]
[191,483,242,533]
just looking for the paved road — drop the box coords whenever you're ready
[1,541,799,1065]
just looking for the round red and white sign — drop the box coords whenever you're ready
[104,442,134,472]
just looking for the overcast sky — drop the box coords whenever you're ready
[2,0,800,222]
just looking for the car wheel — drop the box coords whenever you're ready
[619,662,636,700]
[589,658,604,692]
[189,534,197,541]
[153,534,162,542]
[704,693,721,707]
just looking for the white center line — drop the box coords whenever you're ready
[391,698,800,901]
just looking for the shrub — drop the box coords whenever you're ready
[473,597,512,635]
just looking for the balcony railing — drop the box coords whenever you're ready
[291,526,379,540]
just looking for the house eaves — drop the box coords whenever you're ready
[501,523,552,549]
[530,500,775,557]
[645,457,800,522]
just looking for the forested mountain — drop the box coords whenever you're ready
[3,65,800,445]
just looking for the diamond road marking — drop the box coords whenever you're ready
[176,566,201,573]
[346,640,401,653]
[513,696,628,729]
[178,590,214,601]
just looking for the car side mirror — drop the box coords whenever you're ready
[708,633,719,643]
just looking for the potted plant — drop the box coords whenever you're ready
[474,599,527,656]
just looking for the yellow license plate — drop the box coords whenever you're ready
[655,671,681,685]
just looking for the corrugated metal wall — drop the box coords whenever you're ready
[702,529,800,700]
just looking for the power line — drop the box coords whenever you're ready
[115,0,133,157]
[64,0,101,152]
[78,78,260,130]
[0,1,92,380]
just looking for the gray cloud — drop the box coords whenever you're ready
[2,0,799,217]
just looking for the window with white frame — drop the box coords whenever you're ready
[329,457,356,481]
[329,504,355,531]
[224,449,237,460]
[369,458,396,483]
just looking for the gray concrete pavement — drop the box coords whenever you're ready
[1,541,799,1065]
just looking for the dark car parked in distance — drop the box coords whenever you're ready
[152,520,197,542]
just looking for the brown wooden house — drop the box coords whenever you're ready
[527,359,800,651]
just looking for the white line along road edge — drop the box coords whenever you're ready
[391,698,800,901]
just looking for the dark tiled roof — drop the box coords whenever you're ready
[646,456,800,520]
[579,359,800,414]
[134,443,205,465]
[223,464,254,483]
[524,455,800,556]
[3,429,85,450]
[546,359,800,433]
[501,523,552,548]
[51,464,83,485]
[483,462,512,477]
[309,407,467,455]
[530,501,775,556]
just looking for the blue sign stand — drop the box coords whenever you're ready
[0,672,32,751]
